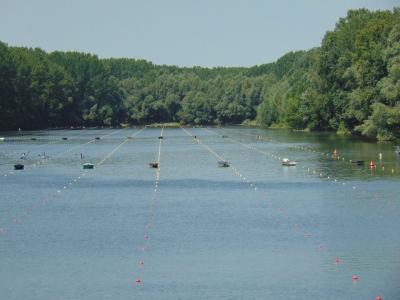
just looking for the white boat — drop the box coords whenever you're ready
[0,137,4,142]
[282,158,297,166]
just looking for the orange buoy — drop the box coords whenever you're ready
[333,148,338,156]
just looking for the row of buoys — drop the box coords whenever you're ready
[222,128,397,177]
[1,129,145,237]
[201,128,386,296]
[333,148,378,169]
[220,130,392,299]
[334,147,396,175]
[2,130,124,176]
[135,129,164,286]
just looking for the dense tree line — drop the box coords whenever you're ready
[256,8,400,141]
[0,8,399,140]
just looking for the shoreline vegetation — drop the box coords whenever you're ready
[2,122,395,144]
[0,8,399,141]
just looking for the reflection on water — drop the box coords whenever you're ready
[0,127,399,300]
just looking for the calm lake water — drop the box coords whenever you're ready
[0,127,399,300]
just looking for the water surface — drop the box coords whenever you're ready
[0,127,399,299]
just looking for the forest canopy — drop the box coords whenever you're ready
[0,8,399,140]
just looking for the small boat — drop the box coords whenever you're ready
[62,137,68,140]
[0,137,4,142]
[149,162,159,168]
[83,163,95,169]
[127,136,134,140]
[31,137,37,141]
[350,160,364,166]
[282,158,297,166]
[218,160,230,167]
[221,135,228,138]
[95,137,101,140]
[14,163,24,170]
[158,136,164,139]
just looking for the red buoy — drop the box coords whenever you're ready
[376,296,382,300]
[370,160,376,168]
[144,234,149,240]
[335,258,340,265]
[135,278,141,284]
[352,275,359,281]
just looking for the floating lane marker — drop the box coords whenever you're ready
[0,128,145,236]
[205,127,389,205]
[208,128,397,296]
[135,127,164,286]
[221,127,398,178]
[0,130,121,178]
[195,127,373,288]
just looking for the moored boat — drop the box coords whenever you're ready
[149,162,159,168]
[218,160,230,167]
[282,158,297,166]
[83,163,95,169]
[350,160,364,166]
[14,163,24,170]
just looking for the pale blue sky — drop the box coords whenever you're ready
[0,0,398,67]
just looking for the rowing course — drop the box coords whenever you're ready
[217,126,400,179]
[0,129,122,174]
[0,128,399,300]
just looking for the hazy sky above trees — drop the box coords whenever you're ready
[0,0,398,66]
